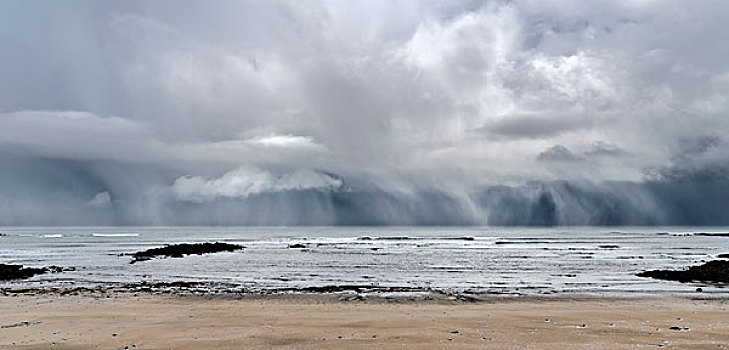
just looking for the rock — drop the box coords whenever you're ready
[637,260,729,284]
[288,243,307,249]
[0,264,50,281]
[695,233,729,237]
[0,321,30,329]
[46,265,72,273]
[718,254,729,259]
[130,242,244,263]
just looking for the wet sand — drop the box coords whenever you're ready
[1,294,729,349]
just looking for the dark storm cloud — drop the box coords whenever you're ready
[537,145,581,162]
[2,0,729,225]
[675,136,721,159]
[644,135,729,183]
[472,112,591,140]
[585,141,626,157]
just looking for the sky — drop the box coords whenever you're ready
[1,0,729,225]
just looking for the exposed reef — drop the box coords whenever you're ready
[130,242,244,263]
[0,264,68,281]
[637,260,729,284]
[695,233,729,237]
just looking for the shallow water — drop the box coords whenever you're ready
[1,226,728,296]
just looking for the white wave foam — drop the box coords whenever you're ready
[92,233,140,237]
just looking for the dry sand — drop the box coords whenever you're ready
[1,294,728,349]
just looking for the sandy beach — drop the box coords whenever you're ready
[1,294,728,349]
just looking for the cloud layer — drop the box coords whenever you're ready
[173,167,343,203]
[1,1,729,225]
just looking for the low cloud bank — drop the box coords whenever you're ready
[1,157,728,226]
[173,167,343,203]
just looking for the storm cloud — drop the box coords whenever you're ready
[2,0,729,225]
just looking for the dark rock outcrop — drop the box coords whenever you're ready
[0,264,58,281]
[637,260,729,284]
[695,233,729,237]
[130,242,243,263]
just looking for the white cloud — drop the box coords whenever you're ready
[0,110,333,173]
[0,110,166,162]
[173,167,342,203]
[244,134,320,148]
[88,191,112,207]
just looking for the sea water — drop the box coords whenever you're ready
[1,226,728,296]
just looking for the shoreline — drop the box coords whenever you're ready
[2,282,728,303]
[3,227,728,298]
[1,292,728,349]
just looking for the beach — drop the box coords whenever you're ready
[2,227,728,348]
[1,293,728,349]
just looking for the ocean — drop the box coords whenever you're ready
[1,226,728,297]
